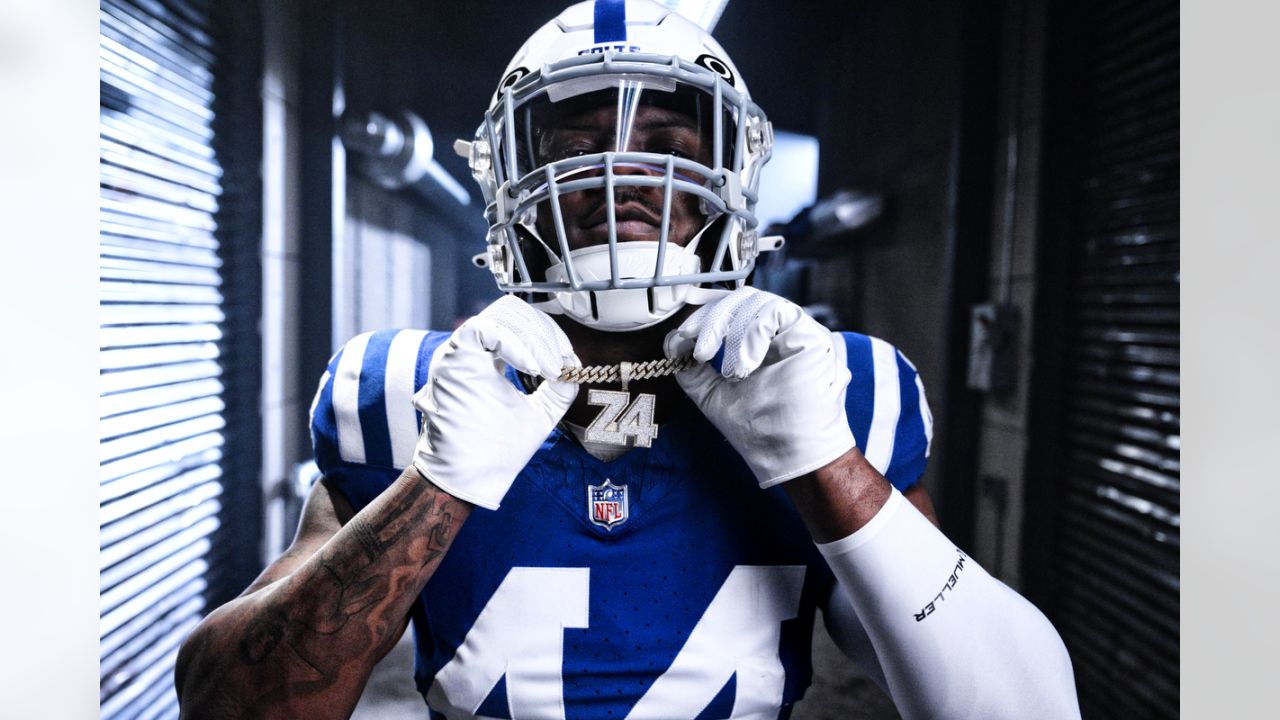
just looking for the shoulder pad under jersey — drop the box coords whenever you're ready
[834,331,935,491]
[309,329,452,509]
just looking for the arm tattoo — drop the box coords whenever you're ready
[191,472,468,718]
[348,516,388,561]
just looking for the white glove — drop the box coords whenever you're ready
[411,296,580,509]
[664,287,856,487]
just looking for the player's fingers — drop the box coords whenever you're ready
[665,325,699,360]
[527,378,579,423]
[718,289,777,378]
[673,361,720,402]
[738,296,810,373]
[526,326,571,380]
[665,301,713,359]
[509,297,573,378]
[692,288,752,363]
[524,302,580,375]
[470,296,577,379]
[462,320,541,377]
[663,329,696,361]
[550,329,581,376]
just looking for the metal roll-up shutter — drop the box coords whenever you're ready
[99,1,232,717]
[1042,0,1179,717]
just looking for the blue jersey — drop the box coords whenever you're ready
[310,328,932,719]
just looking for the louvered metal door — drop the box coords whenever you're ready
[99,1,230,717]
[1038,0,1180,717]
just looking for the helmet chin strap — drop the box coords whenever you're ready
[526,215,735,331]
[529,284,731,331]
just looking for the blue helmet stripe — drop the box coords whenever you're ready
[594,0,628,43]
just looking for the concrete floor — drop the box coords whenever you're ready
[349,632,425,720]
[351,614,900,720]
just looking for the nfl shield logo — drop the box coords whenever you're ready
[588,479,629,531]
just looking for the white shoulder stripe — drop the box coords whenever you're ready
[308,369,331,429]
[915,372,934,456]
[386,330,429,469]
[830,330,850,412]
[333,332,373,465]
[896,347,919,372]
[864,337,901,473]
[307,347,343,430]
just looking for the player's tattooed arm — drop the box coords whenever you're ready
[175,466,470,720]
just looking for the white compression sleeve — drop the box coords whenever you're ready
[817,488,1082,720]
[821,580,890,693]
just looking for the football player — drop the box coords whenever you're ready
[176,2,1081,718]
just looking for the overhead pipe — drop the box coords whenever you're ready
[340,109,471,206]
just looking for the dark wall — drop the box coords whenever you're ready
[717,0,966,343]
[812,0,965,350]
[721,1,999,512]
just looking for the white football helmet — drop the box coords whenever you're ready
[457,0,783,331]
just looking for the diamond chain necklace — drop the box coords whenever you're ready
[557,357,695,391]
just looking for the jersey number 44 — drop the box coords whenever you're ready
[427,565,806,719]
